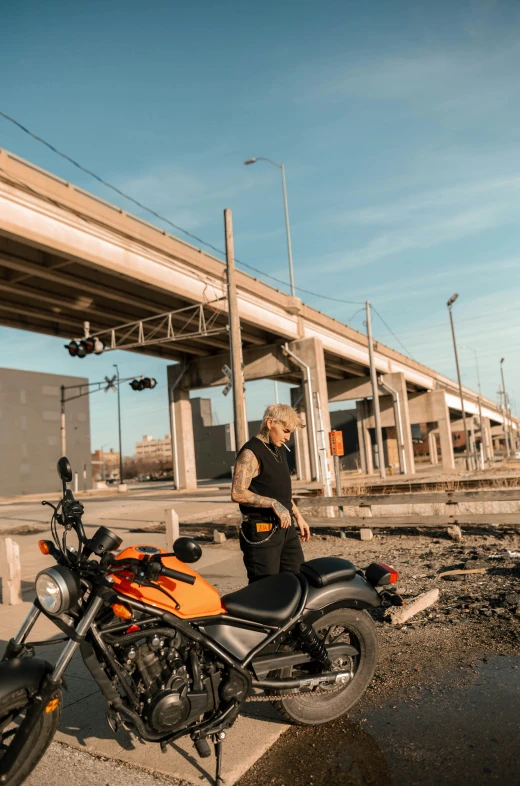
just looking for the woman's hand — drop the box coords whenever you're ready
[296,517,311,541]
[272,501,291,528]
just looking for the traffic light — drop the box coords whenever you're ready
[129,377,157,391]
[65,337,104,358]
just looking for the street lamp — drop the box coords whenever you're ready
[113,363,124,485]
[447,294,470,470]
[243,157,296,297]
[500,358,512,457]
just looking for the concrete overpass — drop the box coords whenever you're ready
[0,147,516,487]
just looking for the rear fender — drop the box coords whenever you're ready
[302,574,380,623]
[0,658,54,701]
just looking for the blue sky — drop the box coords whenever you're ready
[2,0,520,455]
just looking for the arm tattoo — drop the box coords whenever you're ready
[231,449,274,508]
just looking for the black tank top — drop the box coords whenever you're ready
[237,436,292,519]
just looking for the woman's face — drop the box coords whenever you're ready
[267,419,293,447]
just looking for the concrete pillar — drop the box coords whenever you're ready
[433,392,455,471]
[428,431,439,465]
[291,386,311,481]
[380,372,415,476]
[167,364,197,490]
[356,399,374,475]
[482,417,493,460]
[288,337,331,482]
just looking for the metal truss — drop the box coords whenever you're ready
[89,299,228,352]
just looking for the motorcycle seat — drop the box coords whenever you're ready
[221,573,301,625]
[300,557,356,588]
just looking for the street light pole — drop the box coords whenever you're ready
[447,294,470,471]
[244,157,296,297]
[500,358,511,458]
[113,363,124,484]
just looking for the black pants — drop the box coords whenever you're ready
[239,517,304,584]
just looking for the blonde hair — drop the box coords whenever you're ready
[260,404,304,434]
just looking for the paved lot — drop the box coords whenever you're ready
[0,490,289,786]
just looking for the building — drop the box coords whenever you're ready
[136,434,172,461]
[91,448,120,481]
[0,367,91,496]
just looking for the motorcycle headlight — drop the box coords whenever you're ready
[36,566,80,615]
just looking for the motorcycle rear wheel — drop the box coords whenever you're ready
[272,608,378,725]
[0,687,62,786]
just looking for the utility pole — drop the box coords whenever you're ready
[366,301,385,479]
[447,295,470,470]
[500,359,511,458]
[113,363,124,485]
[224,209,248,453]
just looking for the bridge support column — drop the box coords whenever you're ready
[430,391,455,471]
[481,417,493,461]
[356,399,374,475]
[167,365,197,490]
[291,386,311,481]
[287,338,331,483]
[428,431,439,465]
[380,372,415,475]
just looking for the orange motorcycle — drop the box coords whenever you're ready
[0,458,401,786]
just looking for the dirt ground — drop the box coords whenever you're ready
[218,522,520,786]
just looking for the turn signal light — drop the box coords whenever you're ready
[112,603,132,620]
[45,698,60,713]
[38,541,51,555]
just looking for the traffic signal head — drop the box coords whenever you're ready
[65,336,105,358]
[65,340,79,357]
[129,377,158,391]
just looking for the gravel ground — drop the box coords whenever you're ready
[25,741,189,786]
[227,523,520,786]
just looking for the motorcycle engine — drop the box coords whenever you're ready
[115,629,221,734]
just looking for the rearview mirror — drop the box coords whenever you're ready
[173,537,202,564]
[57,457,73,483]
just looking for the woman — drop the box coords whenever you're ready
[231,403,311,583]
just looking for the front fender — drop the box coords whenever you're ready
[0,658,54,700]
[302,574,380,621]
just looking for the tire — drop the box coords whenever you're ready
[272,608,378,725]
[0,687,62,786]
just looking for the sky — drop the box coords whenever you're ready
[1,0,520,455]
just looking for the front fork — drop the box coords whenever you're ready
[2,605,42,660]
[0,595,105,780]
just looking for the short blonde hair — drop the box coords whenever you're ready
[260,403,304,434]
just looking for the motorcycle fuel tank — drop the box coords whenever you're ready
[111,545,226,619]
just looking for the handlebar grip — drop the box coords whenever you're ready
[160,565,196,585]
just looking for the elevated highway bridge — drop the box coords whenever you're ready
[0,147,516,487]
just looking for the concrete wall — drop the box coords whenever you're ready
[0,368,91,496]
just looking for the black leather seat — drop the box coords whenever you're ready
[221,573,301,625]
[301,557,356,588]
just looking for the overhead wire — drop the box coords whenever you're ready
[0,110,364,306]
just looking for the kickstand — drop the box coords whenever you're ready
[213,732,226,786]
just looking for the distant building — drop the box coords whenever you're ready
[91,448,120,481]
[0,367,91,496]
[136,434,172,461]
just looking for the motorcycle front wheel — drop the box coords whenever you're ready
[272,608,378,725]
[0,687,62,786]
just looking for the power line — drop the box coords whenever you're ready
[371,306,417,361]
[0,110,364,307]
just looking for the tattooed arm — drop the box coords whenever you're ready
[231,449,292,528]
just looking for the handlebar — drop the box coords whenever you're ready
[158,564,196,585]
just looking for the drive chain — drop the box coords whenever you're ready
[246,682,345,702]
